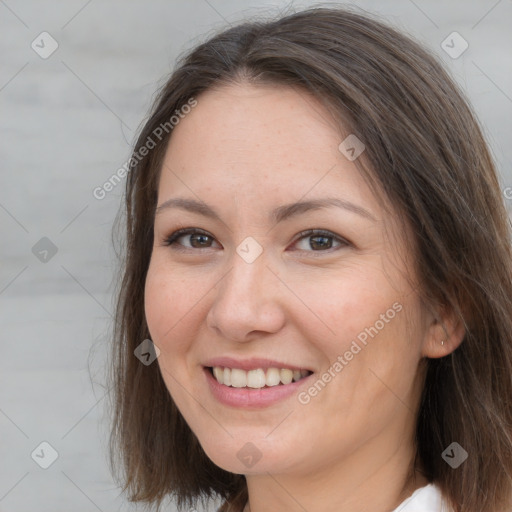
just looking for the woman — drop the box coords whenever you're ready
[108,6,512,512]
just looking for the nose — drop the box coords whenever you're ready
[206,247,286,342]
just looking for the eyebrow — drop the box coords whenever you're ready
[155,196,377,223]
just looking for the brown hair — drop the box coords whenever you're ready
[107,6,512,512]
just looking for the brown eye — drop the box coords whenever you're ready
[163,228,220,250]
[162,228,350,254]
[292,229,349,253]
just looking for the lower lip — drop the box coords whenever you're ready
[204,367,311,408]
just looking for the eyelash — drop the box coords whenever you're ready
[161,228,350,255]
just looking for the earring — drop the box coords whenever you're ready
[441,340,445,346]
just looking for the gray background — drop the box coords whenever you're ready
[1,0,511,511]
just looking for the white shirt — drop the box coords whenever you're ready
[392,483,451,512]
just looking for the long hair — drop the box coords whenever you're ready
[107,6,512,511]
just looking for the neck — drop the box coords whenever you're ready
[243,423,428,512]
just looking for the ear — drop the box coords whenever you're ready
[421,303,466,359]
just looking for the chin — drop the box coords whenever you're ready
[197,432,298,475]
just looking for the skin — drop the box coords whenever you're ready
[144,83,465,512]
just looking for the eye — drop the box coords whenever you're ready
[291,229,350,253]
[162,227,350,254]
[162,228,219,250]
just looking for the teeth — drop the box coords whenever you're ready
[231,368,247,388]
[247,369,266,388]
[280,369,293,385]
[211,366,311,388]
[213,367,223,382]
[266,368,281,386]
[223,367,231,386]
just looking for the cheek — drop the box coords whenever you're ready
[144,258,204,352]
[306,263,397,349]
[144,260,204,408]
[302,263,421,408]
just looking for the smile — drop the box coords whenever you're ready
[209,366,312,388]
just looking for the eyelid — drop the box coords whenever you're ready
[161,227,351,253]
[292,229,350,247]
[161,227,218,248]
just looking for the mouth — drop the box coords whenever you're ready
[207,366,313,389]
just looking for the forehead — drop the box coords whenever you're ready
[158,83,375,210]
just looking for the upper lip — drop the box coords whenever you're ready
[204,356,313,372]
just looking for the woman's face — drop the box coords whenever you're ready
[145,83,435,477]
